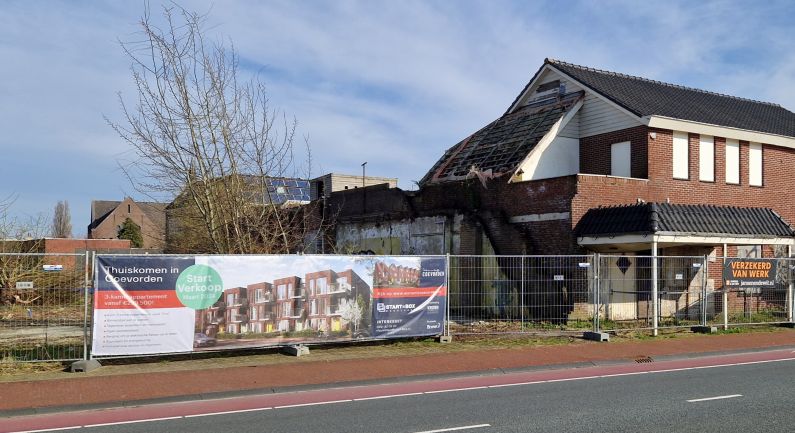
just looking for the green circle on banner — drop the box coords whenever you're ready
[175,264,224,310]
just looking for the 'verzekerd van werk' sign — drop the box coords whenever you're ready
[723,258,777,288]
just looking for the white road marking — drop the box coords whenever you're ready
[11,427,83,433]
[354,392,424,401]
[184,407,272,417]
[414,424,491,433]
[425,386,488,394]
[6,356,794,433]
[83,416,183,428]
[274,399,351,409]
[687,394,742,403]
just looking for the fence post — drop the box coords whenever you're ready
[722,248,729,330]
[788,256,794,323]
[520,256,525,332]
[593,253,600,332]
[82,252,90,361]
[702,255,709,327]
[445,253,451,338]
[651,240,658,336]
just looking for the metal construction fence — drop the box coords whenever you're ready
[0,253,92,362]
[448,254,795,335]
[1,252,793,362]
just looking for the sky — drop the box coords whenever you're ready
[2,0,795,236]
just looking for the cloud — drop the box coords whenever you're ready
[2,0,795,232]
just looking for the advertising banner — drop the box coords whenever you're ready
[371,257,447,338]
[723,258,778,288]
[92,255,447,356]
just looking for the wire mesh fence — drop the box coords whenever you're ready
[448,255,595,334]
[0,253,90,362]
[714,256,793,327]
[448,254,795,336]
[0,252,793,362]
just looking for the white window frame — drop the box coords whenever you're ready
[610,141,632,178]
[672,131,689,179]
[749,142,763,186]
[725,138,740,184]
[699,135,714,182]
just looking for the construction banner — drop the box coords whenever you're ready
[91,255,447,357]
[723,258,778,288]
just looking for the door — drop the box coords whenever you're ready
[606,254,637,320]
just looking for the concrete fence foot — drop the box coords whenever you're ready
[583,331,610,342]
[438,335,453,344]
[70,359,102,373]
[281,345,310,357]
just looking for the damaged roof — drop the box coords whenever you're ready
[421,91,583,185]
[547,59,795,138]
[576,203,794,238]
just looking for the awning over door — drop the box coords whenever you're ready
[575,203,795,251]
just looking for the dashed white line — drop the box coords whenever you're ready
[687,394,742,403]
[414,424,491,433]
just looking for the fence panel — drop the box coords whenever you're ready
[0,253,90,362]
[448,255,594,334]
[716,256,792,327]
[597,255,710,332]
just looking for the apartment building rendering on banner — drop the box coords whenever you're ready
[199,268,371,336]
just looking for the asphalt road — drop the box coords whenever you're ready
[5,350,795,433]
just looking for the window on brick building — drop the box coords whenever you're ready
[736,245,760,258]
[610,141,631,177]
[699,135,714,182]
[725,139,740,184]
[672,131,689,179]
[749,142,763,186]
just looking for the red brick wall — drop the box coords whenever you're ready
[573,127,795,230]
[89,199,165,249]
[580,125,648,179]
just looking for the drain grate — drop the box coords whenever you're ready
[635,356,654,363]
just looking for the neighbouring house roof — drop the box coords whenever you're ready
[575,203,795,238]
[88,200,168,231]
[166,176,310,210]
[545,59,795,138]
[264,177,310,204]
[421,91,583,185]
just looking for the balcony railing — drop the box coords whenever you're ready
[231,297,249,307]
[254,293,274,303]
[230,314,249,323]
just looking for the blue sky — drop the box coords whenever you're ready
[2,0,795,236]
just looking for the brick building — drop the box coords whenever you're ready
[326,59,795,258]
[321,59,795,322]
[88,198,167,251]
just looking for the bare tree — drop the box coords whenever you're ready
[1,197,77,310]
[108,4,325,254]
[51,200,72,238]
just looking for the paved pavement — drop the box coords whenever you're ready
[1,330,794,415]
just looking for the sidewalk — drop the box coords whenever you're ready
[2,329,794,414]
